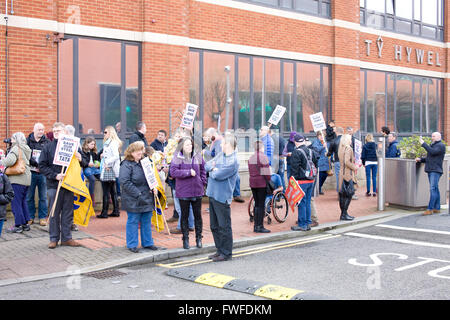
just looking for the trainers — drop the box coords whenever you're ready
[352,195,358,200]
[291,225,309,231]
[22,224,31,232]
[7,226,23,233]
[71,224,78,231]
[365,192,371,197]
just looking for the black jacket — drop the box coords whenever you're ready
[327,135,342,163]
[38,139,65,189]
[80,150,100,169]
[286,141,296,166]
[325,125,336,143]
[0,173,14,221]
[119,159,155,213]
[26,133,50,169]
[419,141,446,174]
[361,142,377,166]
[150,139,167,153]
[290,145,319,181]
[129,131,148,147]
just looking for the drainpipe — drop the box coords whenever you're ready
[4,0,9,138]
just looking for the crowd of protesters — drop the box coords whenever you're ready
[0,117,445,263]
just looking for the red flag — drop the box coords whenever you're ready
[285,176,305,212]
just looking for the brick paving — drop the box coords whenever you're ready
[0,187,381,283]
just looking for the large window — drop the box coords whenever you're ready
[58,36,141,141]
[360,69,443,134]
[236,0,331,18]
[190,49,331,137]
[360,0,444,41]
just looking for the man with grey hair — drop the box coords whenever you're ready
[26,123,50,226]
[416,132,446,216]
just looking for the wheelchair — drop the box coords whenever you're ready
[247,190,289,224]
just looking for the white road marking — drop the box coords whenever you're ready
[345,232,450,249]
[376,224,450,236]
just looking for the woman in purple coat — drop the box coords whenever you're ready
[170,137,207,249]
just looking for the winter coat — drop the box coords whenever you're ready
[419,140,446,174]
[338,145,358,189]
[310,139,330,172]
[1,144,32,186]
[169,151,207,198]
[38,139,64,189]
[81,149,101,169]
[284,141,296,166]
[0,173,14,221]
[101,139,121,178]
[290,145,319,182]
[386,140,401,158]
[205,151,239,204]
[327,135,342,163]
[119,159,155,213]
[128,131,148,147]
[26,133,50,169]
[150,139,167,153]
[248,151,271,188]
[361,142,378,166]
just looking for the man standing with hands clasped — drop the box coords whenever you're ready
[415,132,446,216]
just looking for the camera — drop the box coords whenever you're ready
[3,138,11,145]
[3,138,12,154]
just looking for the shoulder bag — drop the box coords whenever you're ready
[5,149,26,176]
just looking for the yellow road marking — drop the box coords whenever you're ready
[157,234,340,269]
[254,284,303,300]
[194,273,235,288]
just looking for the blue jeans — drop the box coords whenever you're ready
[173,190,194,229]
[0,219,4,236]
[26,172,48,220]
[286,164,292,181]
[297,182,313,229]
[334,162,341,192]
[365,164,377,193]
[427,172,442,210]
[115,177,121,196]
[84,167,100,195]
[11,184,31,226]
[126,211,154,249]
[277,159,286,191]
[233,174,241,197]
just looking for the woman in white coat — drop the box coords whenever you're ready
[97,126,122,218]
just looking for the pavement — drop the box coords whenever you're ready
[0,187,426,287]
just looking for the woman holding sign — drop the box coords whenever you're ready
[119,141,160,253]
[170,137,207,250]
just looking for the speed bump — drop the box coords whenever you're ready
[194,272,236,288]
[254,284,303,300]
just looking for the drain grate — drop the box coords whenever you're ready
[84,269,127,280]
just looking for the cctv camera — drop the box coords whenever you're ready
[224,65,231,72]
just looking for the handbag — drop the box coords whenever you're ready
[101,167,116,182]
[5,149,26,176]
[340,179,355,197]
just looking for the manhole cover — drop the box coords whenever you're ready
[84,269,127,280]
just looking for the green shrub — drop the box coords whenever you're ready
[398,136,447,159]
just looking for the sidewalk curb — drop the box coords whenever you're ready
[0,210,417,287]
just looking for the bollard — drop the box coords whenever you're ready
[377,137,386,211]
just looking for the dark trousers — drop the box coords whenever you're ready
[251,187,267,229]
[338,192,352,216]
[48,187,74,243]
[11,184,31,227]
[318,171,328,192]
[179,197,203,240]
[101,181,118,214]
[209,197,233,258]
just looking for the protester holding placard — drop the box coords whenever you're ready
[98,126,122,219]
[39,122,81,248]
[119,141,161,253]
[260,126,274,166]
[1,132,32,234]
[170,137,207,249]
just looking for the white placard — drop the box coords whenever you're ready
[354,139,362,167]
[180,103,199,130]
[52,135,80,167]
[141,157,158,190]
[309,112,327,132]
[267,105,286,126]
[31,149,42,172]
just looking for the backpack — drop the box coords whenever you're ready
[298,148,317,180]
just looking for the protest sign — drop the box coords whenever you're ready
[285,176,305,212]
[309,112,327,132]
[180,103,199,130]
[268,105,287,126]
[141,157,158,190]
[354,139,362,167]
[52,135,80,167]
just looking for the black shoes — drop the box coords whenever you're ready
[233,196,245,203]
[21,224,31,232]
[340,213,355,221]
[291,225,310,231]
[96,212,108,219]
[208,252,220,259]
[143,245,161,251]
[183,238,190,250]
[108,212,120,217]
[128,247,140,253]
[196,238,203,248]
[254,226,271,233]
[212,254,232,262]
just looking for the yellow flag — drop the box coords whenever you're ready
[61,155,95,227]
[151,161,166,232]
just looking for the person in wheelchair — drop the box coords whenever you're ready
[264,172,284,215]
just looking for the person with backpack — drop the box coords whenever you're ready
[290,134,318,232]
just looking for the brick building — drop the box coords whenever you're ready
[0,0,448,145]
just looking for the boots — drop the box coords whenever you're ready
[254,206,270,233]
[195,218,203,248]
[339,195,354,221]
[181,216,190,249]
[108,191,120,217]
[97,186,109,218]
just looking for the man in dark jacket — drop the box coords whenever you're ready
[26,123,50,226]
[128,121,148,147]
[290,134,319,232]
[150,129,168,152]
[386,132,401,158]
[416,132,446,216]
[327,127,344,192]
[39,122,81,249]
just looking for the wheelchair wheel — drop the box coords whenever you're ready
[271,192,289,223]
[248,196,255,222]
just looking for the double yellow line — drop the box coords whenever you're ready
[157,233,340,269]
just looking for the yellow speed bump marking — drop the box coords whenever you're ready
[194,273,235,288]
[254,284,303,300]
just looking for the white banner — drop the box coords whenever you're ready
[180,103,199,130]
[52,135,80,167]
[309,112,327,132]
[141,157,158,190]
[268,105,286,126]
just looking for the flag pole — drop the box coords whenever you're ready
[48,166,66,220]
[155,192,171,236]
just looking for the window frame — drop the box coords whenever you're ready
[234,0,331,18]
